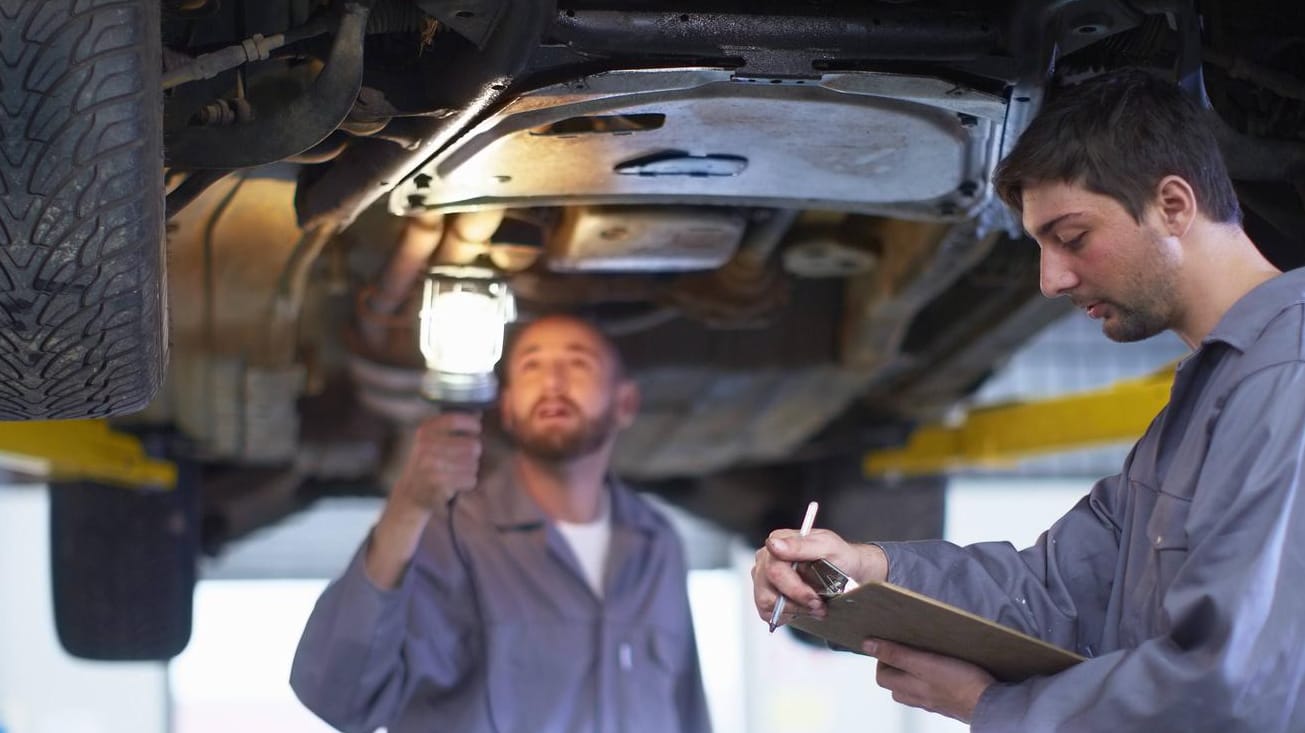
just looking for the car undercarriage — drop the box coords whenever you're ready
[2,0,1303,658]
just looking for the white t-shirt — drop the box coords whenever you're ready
[555,494,612,598]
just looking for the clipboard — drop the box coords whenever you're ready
[789,569,1085,682]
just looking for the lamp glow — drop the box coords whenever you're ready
[418,265,516,405]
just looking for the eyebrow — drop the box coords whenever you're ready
[1031,212,1085,240]
[512,342,603,362]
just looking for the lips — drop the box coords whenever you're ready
[533,399,577,420]
[1072,297,1106,320]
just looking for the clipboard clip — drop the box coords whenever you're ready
[796,558,860,599]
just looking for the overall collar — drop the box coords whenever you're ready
[478,460,661,534]
[1202,267,1305,352]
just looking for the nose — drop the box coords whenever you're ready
[1038,247,1079,298]
[541,359,567,393]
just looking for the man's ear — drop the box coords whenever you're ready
[615,379,640,429]
[1155,175,1197,238]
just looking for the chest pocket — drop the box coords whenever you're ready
[621,625,686,733]
[1144,490,1192,632]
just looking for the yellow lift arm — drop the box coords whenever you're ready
[0,420,177,490]
[865,363,1177,477]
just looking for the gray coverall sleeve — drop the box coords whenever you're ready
[876,471,1125,655]
[289,511,471,733]
[969,364,1305,732]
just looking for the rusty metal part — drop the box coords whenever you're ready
[351,209,503,365]
[547,206,746,272]
[841,217,995,371]
[668,208,798,327]
[358,214,445,354]
[435,209,505,264]
[166,0,375,169]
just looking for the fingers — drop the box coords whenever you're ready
[397,413,485,507]
[864,638,994,722]
[876,661,931,710]
[764,527,847,562]
[750,544,827,623]
[863,639,946,679]
[872,643,942,711]
[750,527,872,625]
[418,411,483,439]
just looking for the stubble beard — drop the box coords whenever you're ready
[508,399,619,463]
[1099,230,1180,343]
[1101,291,1172,342]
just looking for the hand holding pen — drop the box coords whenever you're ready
[768,500,820,633]
[754,504,890,631]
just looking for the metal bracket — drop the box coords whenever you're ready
[0,420,178,489]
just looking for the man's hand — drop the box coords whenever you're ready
[863,638,995,723]
[390,412,483,512]
[750,528,888,626]
[365,412,482,589]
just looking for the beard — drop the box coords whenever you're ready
[1093,229,1180,343]
[1099,293,1173,342]
[506,398,619,462]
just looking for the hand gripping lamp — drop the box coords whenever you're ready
[418,265,516,406]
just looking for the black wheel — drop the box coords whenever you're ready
[49,432,198,661]
[0,0,166,419]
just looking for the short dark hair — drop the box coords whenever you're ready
[993,68,1241,225]
[497,313,626,387]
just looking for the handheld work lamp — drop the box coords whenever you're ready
[418,265,516,406]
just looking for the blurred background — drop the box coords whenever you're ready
[0,310,1187,733]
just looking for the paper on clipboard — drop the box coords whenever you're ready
[789,576,1085,682]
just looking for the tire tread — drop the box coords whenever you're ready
[0,0,164,419]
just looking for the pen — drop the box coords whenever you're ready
[769,500,820,633]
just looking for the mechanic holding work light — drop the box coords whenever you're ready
[292,314,710,733]
[753,68,1305,731]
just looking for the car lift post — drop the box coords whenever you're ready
[865,364,1176,477]
[0,420,177,490]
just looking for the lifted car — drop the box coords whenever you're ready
[3,0,1303,658]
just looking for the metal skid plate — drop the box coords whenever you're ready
[391,68,1006,221]
[548,205,747,272]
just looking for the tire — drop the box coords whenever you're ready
[0,0,166,419]
[50,432,198,661]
